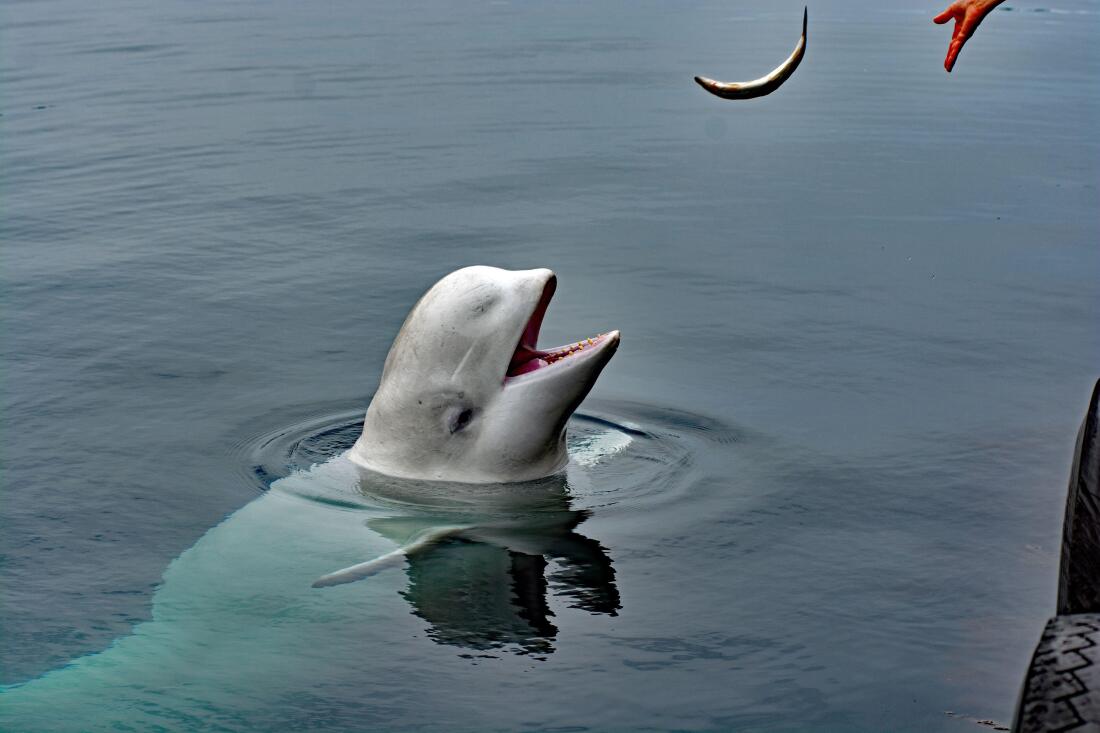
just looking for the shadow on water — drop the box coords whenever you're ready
[349,473,619,657]
[376,493,624,651]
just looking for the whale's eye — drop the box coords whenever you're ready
[447,407,474,434]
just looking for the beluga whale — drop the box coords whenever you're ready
[352,265,620,483]
[0,266,626,731]
[694,6,808,100]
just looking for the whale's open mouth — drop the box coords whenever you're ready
[505,275,618,382]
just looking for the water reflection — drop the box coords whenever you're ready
[350,472,620,656]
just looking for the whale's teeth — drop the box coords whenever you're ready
[532,334,604,368]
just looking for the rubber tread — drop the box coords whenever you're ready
[1014,614,1100,733]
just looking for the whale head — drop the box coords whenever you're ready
[350,266,619,483]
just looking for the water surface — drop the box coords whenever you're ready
[2,1,1098,730]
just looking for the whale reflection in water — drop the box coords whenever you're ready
[327,469,621,656]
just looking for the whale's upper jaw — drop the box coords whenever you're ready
[504,272,620,387]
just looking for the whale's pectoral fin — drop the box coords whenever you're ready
[311,524,473,588]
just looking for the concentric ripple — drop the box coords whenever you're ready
[232,398,744,515]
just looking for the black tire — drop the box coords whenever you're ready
[1013,614,1100,733]
[1059,378,1100,617]
[1013,380,1100,733]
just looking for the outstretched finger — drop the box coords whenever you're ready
[933,7,956,24]
[948,12,983,72]
[945,35,966,71]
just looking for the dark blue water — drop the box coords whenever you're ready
[2,1,1097,730]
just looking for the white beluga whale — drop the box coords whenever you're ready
[353,265,620,482]
[0,266,626,730]
[316,265,620,584]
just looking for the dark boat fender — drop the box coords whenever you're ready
[1014,379,1100,733]
[1059,378,1100,617]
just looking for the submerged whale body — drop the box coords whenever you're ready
[0,458,624,729]
[0,267,623,730]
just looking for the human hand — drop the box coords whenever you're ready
[933,0,1005,72]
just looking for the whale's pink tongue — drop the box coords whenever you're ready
[508,344,548,376]
[511,357,548,376]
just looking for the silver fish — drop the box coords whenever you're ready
[695,6,807,100]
